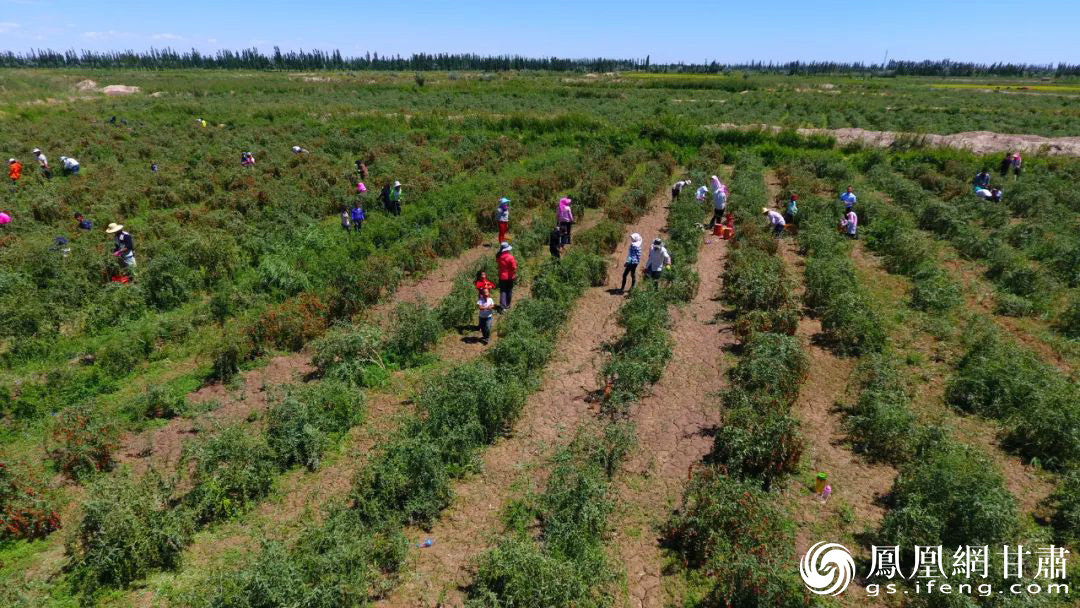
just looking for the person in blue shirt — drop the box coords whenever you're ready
[75,212,92,231]
[973,169,991,191]
[350,202,366,233]
[839,186,857,210]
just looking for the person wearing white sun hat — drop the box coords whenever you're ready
[619,232,643,293]
[106,222,136,270]
[644,237,671,288]
[32,148,51,179]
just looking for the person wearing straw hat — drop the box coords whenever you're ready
[106,222,136,271]
[389,181,403,216]
[618,233,643,293]
[59,156,80,176]
[763,207,786,238]
[556,197,574,245]
[495,241,518,311]
[7,158,21,189]
[32,148,51,179]
[495,197,511,243]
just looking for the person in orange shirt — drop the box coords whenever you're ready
[8,159,22,188]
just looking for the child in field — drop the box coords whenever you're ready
[495,197,510,243]
[477,288,495,345]
[474,270,495,297]
[340,207,351,232]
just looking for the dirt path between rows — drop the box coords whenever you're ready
[115,241,495,476]
[765,172,897,607]
[708,123,1080,156]
[611,218,732,608]
[375,192,672,608]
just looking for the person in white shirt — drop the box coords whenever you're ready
[477,288,495,345]
[32,148,51,178]
[291,145,309,154]
[708,179,728,229]
[763,207,786,238]
[671,179,692,202]
[644,238,672,287]
[695,185,709,201]
[59,156,80,175]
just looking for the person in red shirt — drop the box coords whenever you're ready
[474,270,495,297]
[8,159,21,188]
[496,242,518,311]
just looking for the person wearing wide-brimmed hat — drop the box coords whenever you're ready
[495,197,511,243]
[619,233,643,293]
[389,181,403,216]
[32,148,51,179]
[644,237,671,289]
[496,241,518,311]
[59,156,80,176]
[106,222,136,270]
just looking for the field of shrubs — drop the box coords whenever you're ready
[0,69,1078,607]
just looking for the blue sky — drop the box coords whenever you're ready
[1,0,1077,65]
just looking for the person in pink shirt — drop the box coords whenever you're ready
[840,209,858,239]
[556,197,574,245]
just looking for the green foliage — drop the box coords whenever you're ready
[664,469,810,608]
[879,439,1018,549]
[1054,293,1080,338]
[845,353,917,463]
[47,403,119,481]
[309,323,385,385]
[131,384,188,419]
[728,332,808,403]
[66,471,193,597]
[182,425,278,524]
[1047,468,1080,547]
[266,380,365,471]
[382,301,442,366]
[708,391,803,488]
[0,459,60,540]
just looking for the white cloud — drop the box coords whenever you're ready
[0,21,19,33]
[207,37,218,44]
[82,30,122,40]
[151,33,183,41]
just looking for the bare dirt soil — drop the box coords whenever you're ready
[375,192,672,608]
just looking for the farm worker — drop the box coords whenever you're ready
[763,207,786,238]
[495,197,510,243]
[75,212,93,231]
[1012,153,1022,178]
[477,287,495,345]
[840,209,858,239]
[496,242,518,311]
[474,270,495,297]
[379,181,393,213]
[241,152,255,167]
[785,195,799,224]
[972,169,990,191]
[644,238,672,288]
[291,145,309,154]
[840,186,856,210]
[0,212,10,225]
[32,149,51,178]
[671,179,691,202]
[340,207,351,232]
[106,223,136,268]
[7,159,21,187]
[59,156,79,175]
[389,181,402,216]
[619,232,643,293]
[708,179,728,230]
[150,162,158,173]
[197,117,207,128]
[356,181,367,195]
[355,159,368,179]
[999,153,1013,178]
[975,188,1003,203]
[695,185,709,201]
[350,201,365,232]
[548,225,562,259]
[556,197,574,245]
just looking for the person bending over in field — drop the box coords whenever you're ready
[548,224,563,260]
[975,187,1003,203]
[291,145,309,154]
[32,148,51,179]
[840,209,858,239]
[241,152,255,167]
[972,168,991,191]
[106,222,136,273]
[671,179,691,202]
[644,237,671,289]
[708,177,728,230]
[7,158,21,189]
[75,212,92,231]
[618,232,643,293]
[763,207,786,238]
[59,156,80,176]
[477,287,495,345]
[695,184,709,201]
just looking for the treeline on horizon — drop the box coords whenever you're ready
[1,46,1078,77]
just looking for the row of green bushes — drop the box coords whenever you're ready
[179,160,669,607]
[665,153,813,607]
